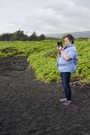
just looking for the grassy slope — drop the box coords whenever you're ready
[0,39,90,83]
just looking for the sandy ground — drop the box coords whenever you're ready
[0,56,90,135]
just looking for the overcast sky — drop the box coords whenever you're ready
[0,0,90,35]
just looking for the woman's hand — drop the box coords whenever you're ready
[57,46,62,54]
[59,46,62,51]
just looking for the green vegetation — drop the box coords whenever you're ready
[0,39,90,83]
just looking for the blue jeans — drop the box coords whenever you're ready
[60,72,71,100]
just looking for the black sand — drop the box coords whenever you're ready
[0,56,90,135]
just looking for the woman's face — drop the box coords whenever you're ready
[64,37,71,46]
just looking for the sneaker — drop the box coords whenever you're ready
[59,98,67,102]
[62,100,71,106]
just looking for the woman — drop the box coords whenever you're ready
[56,34,78,105]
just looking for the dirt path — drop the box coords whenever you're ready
[0,56,90,135]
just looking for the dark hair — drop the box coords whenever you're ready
[63,34,74,44]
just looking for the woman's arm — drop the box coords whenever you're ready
[58,47,71,61]
[61,50,71,61]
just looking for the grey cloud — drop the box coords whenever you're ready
[0,0,90,35]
